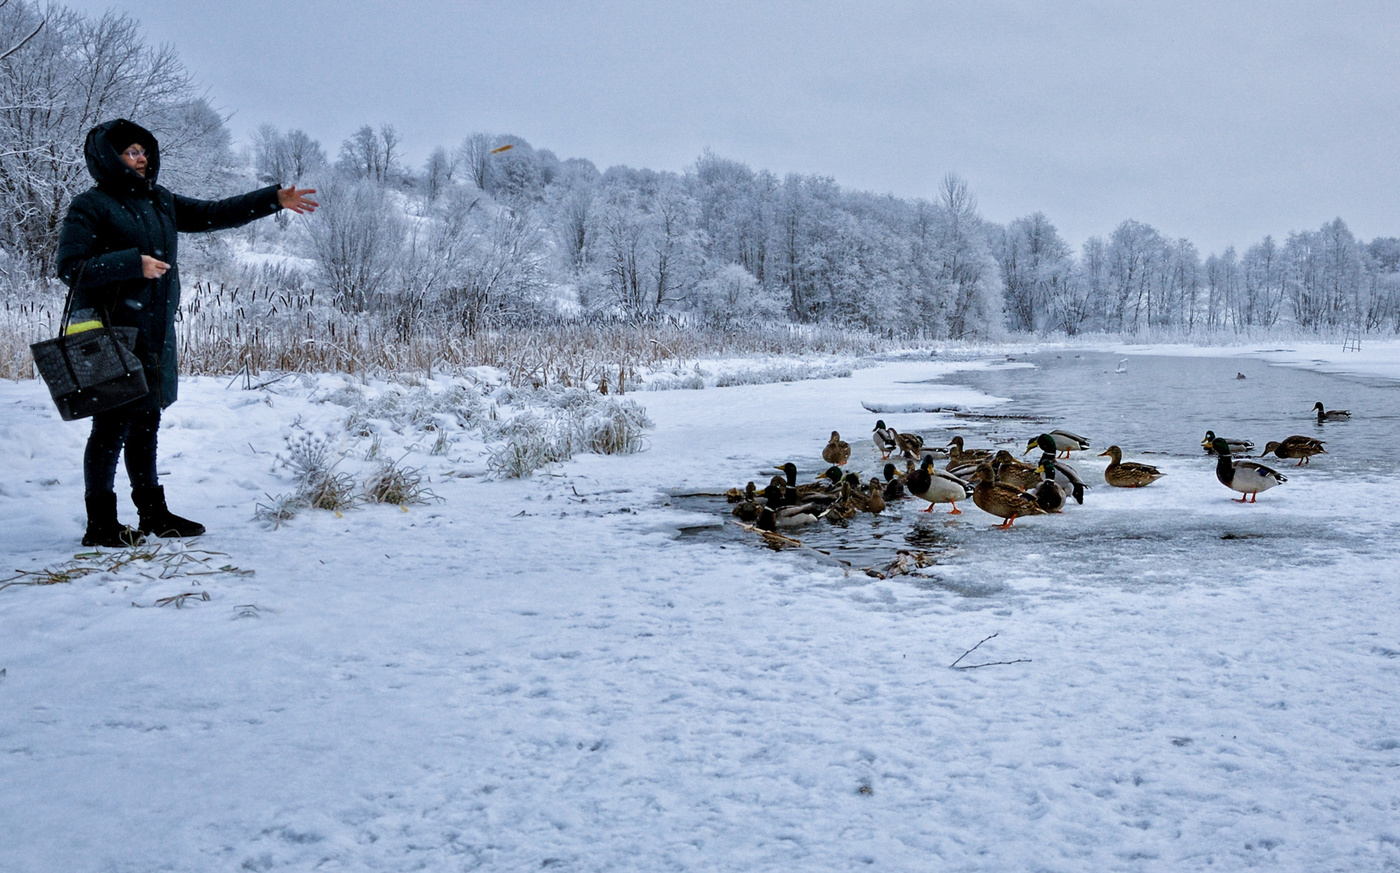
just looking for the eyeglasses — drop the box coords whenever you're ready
[122,147,147,160]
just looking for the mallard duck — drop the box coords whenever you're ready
[1200,430,1254,454]
[757,502,823,530]
[991,450,1040,491]
[947,461,988,484]
[945,435,993,468]
[1099,445,1165,488]
[823,481,862,521]
[906,456,974,514]
[1023,429,1090,459]
[864,478,886,515]
[872,420,898,458]
[1262,435,1327,466]
[732,497,761,522]
[1036,454,1086,504]
[730,482,763,519]
[724,482,750,503]
[881,463,907,500]
[822,431,852,466]
[775,462,842,499]
[1313,402,1350,423]
[971,461,1049,529]
[1212,437,1286,502]
[1030,462,1066,513]
[761,475,789,508]
[1023,434,1084,501]
[895,431,925,459]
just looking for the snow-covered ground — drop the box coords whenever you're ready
[2,342,1398,872]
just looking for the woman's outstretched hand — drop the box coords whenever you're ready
[278,186,319,214]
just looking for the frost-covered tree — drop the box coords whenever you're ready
[933,175,1001,339]
[337,124,400,183]
[590,169,704,319]
[252,124,326,186]
[996,212,1072,333]
[1059,236,1108,334]
[689,263,783,325]
[1361,237,1400,331]
[302,174,405,311]
[421,146,453,203]
[0,0,233,278]
[544,158,600,279]
[1239,235,1284,328]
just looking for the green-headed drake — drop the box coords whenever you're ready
[907,455,975,514]
[1213,437,1286,502]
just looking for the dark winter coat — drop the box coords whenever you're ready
[55,118,283,410]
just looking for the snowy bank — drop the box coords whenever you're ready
[2,348,1398,872]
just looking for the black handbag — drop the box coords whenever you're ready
[30,264,149,421]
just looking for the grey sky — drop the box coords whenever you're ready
[62,0,1400,255]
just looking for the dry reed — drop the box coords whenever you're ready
[3,279,903,384]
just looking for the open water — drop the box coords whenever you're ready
[672,350,1399,599]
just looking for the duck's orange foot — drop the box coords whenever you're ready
[948,505,962,515]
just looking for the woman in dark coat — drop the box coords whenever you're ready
[56,118,317,547]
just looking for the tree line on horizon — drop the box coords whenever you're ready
[3,0,1398,342]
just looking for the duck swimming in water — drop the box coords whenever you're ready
[881,462,907,500]
[756,502,823,531]
[1313,402,1350,423]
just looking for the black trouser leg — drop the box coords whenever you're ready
[84,408,160,497]
[123,409,160,491]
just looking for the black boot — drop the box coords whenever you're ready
[83,492,146,548]
[133,485,206,538]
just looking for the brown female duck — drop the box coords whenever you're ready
[1099,445,1165,488]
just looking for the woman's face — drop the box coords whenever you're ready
[119,143,148,177]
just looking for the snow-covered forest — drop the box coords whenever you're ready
[3,0,1399,385]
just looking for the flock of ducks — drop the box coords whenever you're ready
[728,402,1347,533]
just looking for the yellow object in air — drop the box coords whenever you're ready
[65,320,103,335]
[490,144,514,154]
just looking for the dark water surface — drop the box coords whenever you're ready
[670,351,1398,594]
[949,351,1399,474]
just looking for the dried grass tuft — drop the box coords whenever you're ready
[363,456,439,506]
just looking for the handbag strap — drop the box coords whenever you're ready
[52,258,139,384]
[58,258,93,335]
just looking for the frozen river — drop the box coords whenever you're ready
[676,349,1400,603]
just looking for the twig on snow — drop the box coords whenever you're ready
[950,632,1032,669]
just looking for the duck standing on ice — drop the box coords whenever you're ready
[1212,437,1286,503]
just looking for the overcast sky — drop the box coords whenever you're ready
[61,0,1400,255]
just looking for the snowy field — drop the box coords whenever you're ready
[2,341,1399,872]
